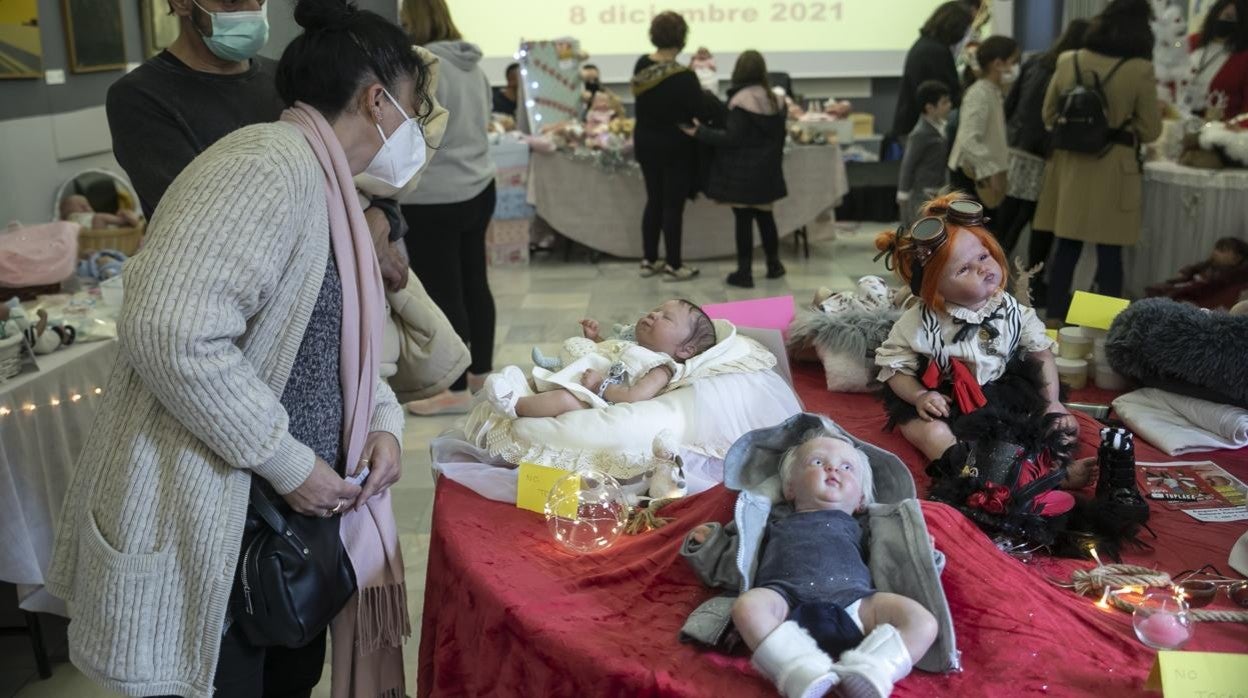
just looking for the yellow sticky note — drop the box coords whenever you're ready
[1145,651,1248,696]
[1065,290,1130,330]
[516,462,578,518]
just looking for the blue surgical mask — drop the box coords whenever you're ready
[194,0,269,62]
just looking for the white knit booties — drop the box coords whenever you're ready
[832,624,913,698]
[751,621,840,698]
[484,366,532,418]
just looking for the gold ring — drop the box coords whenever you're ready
[331,499,347,514]
[360,458,371,465]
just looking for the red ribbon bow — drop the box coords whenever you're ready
[921,358,988,415]
[966,482,1011,515]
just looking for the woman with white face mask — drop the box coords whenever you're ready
[48,1,430,697]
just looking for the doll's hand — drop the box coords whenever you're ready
[916,390,950,420]
[1047,402,1080,440]
[580,318,602,341]
[690,524,713,544]
[580,368,606,393]
[1062,457,1097,490]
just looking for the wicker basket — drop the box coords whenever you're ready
[80,222,144,257]
[0,332,22,382]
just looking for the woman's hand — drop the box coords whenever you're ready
[678,117,701,137]
[283,458,362,518]
[351,431,402,510]
[915,390,951,421]
[580,317,601,341]
[580,368,605,393]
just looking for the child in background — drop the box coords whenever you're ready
[896,80,952,228]
[684,428,937,698]
[681,50,788,288]
[948,36,1019,218]
[485,299,717,418]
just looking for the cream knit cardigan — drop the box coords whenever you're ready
[47,123,405,698]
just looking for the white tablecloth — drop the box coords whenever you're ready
[0,339,117,614]
[529,145,849,260]
[1126,161,1248,298]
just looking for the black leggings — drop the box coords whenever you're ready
[732,207,779,272]
[1046,238,1124,320]
[639,156,693,268]
[402,182,497,391]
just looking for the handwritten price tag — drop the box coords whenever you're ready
[1144,651,1248,696]
[516,462,578,518]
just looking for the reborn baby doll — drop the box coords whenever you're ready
[1145,236,1248,310]
[485,299,718,418]
[59,194,140,230]
[873,193,1075,464]
[686,429,938,698]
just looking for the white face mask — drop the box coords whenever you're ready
[363,89,427,190]
[1003,64,1020,84]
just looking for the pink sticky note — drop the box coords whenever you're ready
[702,295,795,335]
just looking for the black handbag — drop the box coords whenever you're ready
[233,479,357,648]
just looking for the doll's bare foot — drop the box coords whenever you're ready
[1061,457,1097,490]
[812,286,835,308]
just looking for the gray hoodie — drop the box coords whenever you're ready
[679,413,961,673]
[402,40,496,205]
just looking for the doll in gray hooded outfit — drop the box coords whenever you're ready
[684,420,941,698]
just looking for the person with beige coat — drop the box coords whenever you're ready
[1034,0,1162,318]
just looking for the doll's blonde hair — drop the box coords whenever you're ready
[778,426,875,509]
[874,191,1007,311]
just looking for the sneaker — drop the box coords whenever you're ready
[406,389,472,416]
[639,259,661,277]
[766,260,786,279]
[661,264,700,282]
[726,270,754,288]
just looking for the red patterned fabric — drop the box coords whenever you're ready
[417,365,1248,697]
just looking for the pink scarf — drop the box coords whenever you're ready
[281,104,409,698]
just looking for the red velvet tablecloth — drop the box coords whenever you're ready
[418,365,1248,697]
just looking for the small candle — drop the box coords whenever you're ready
[1137,611,1191,648]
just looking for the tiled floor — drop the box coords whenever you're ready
[5,221,886,698]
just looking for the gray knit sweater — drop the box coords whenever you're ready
[46,122,405,698]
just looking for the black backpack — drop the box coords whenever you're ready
[1051,52,1130,156]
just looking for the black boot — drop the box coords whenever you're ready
[766,259,787,279]
[1095,427,1149,527]
[726,270,754,288]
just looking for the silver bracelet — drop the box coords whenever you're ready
[597,363,628,402]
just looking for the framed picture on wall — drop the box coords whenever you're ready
[140,0,178,58]
[61,0,126,73]
[0,0,43,79]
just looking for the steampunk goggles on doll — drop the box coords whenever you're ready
[875,199,990,295]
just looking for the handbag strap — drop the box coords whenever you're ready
[249,480,310,559]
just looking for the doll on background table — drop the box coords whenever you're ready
[684,429,937,698]
[872,192,1079,470]
[584,90,624,148]
[1145,236,1248,310]
[485,299,718,418]
[690,46,718,93]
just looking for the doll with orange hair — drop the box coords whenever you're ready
[873,193,1078,465]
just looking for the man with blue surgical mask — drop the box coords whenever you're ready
[107,0,411,291]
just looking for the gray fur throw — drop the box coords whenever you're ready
[787,309,902,392]
[1106,298,1248,408]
